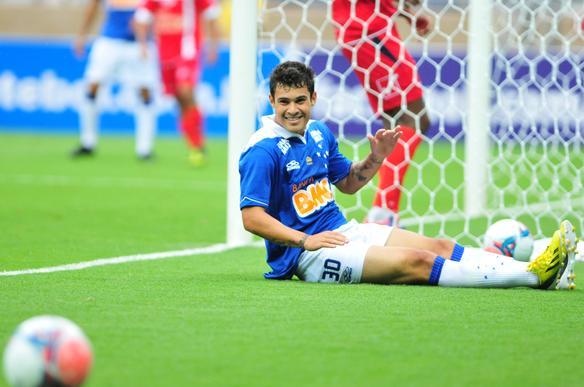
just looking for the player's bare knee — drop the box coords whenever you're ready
[434,238,455,258]
[398,250,435,283]
[139,88,151,104]
[87,84,99,100]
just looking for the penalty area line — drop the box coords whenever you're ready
[0,243,263,277]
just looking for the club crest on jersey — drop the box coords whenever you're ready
[286,160,300,171]
[277,139,291,155]
[306,156,313,165]
[292,178,333,217]
[309,130,323,143]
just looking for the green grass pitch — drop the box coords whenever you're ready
[1,133,583,386]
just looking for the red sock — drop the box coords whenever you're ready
[373,126,422,211]
[180,106,204,149]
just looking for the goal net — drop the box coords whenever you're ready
[228,0,583,247]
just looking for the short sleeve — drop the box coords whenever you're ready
[239,146,276,209]
[136,0,157,13]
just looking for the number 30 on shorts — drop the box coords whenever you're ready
[321,259,341,282]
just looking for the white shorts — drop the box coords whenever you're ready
[85,37,158,88]
[295,220,393,284]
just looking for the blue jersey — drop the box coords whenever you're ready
[100,0,138,41]
[239,116,352,280]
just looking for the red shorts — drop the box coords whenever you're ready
[337,19,423,114]
[159,57,200,96]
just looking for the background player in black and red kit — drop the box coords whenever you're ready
[332,0,431,225]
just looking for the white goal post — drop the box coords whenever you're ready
[227,0,584,246]
[226,0,257,246]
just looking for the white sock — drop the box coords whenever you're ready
[79,98,98,149]
[135,103,156,156]
[459,246,507,263]
[436,257,539,288]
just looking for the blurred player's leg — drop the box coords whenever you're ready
[163,57,206,167]
[175,84,205,167]
[73,84,99,156]
[130,41,158,160]
[135,88,156,159]
[73,38,120,157]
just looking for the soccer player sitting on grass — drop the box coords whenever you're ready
[239,61,577,289]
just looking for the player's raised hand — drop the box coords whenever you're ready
[303,231,348,251]
[367,126,402,160]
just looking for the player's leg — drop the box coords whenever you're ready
[340,25,429,224]
[362,241,563,289]
[371,31,429,224]
[175,84,205,166]
[173,59,205,166]
[373,98,428,221]
[72,81,100,157]
[366,222,569,288]
[384,227,454,257]
[135,86,156,159]
[129,41,158,159]
[73,38,117,156]
[386,227,501,263]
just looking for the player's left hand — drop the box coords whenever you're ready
[367,127,402,160]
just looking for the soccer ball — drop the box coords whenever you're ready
[483,219,535,262]
[3,316,93,387]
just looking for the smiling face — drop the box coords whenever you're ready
[269,84,317,135]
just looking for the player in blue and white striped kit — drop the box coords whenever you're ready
[72,0,158,159]
[239,61,576,289]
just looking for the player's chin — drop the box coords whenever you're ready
[284,119,306,132]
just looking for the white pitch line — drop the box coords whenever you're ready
[0,243,262,277]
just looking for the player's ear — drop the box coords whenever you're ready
[310,91,317,105]
[269,94,275,107]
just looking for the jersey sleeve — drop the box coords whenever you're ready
[135,0,157,23]
[197,0,220,18]
[239,146,276,210]
[322,123,352,184]
[136,0,157,12]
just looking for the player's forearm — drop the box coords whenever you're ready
[206,19,221,45]
[242,207,308,248]
[336,153,384,194]
[133,8,153,44]
[133,21,150,44]
[78,0,100,37]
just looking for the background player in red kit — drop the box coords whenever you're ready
[135,0,221,166]
[332,0,431,225]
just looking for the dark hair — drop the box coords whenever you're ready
[269,61,315,97]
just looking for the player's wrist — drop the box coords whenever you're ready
[369,153,384,164]
[298,234,309,249]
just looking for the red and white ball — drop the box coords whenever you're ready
[484,219,535,262]
[3,316,93,387]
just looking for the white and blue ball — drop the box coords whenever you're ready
[483,219,534,262]
[3,315,93,387]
